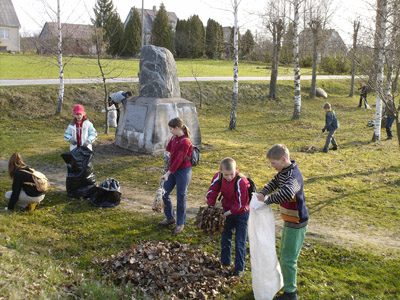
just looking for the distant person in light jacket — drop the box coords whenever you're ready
[64,105,97,151]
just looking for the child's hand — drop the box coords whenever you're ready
[161,171,171,181]
[69,138,77,145]
[256,193,265,202]
[222,210,231,218]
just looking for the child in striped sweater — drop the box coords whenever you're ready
[256,144,309,300]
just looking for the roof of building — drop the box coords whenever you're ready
[124,6,178,33]
[39,22,94,39]
[0,0,20,28]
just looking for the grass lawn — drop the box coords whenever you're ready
[0,53,317,79]
[0,80,399,299]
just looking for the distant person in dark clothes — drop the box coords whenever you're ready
[108,91,133,124]
[358,83,371,109]
[385,95,396,140]
[4,153,46,211]
[322,102,339,153]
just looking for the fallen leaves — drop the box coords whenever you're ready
[194,206,226,234]
[93,241,241,299]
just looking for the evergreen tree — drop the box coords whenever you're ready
[151,3,174,52]
[240,29,255,58]
[188,15,205,58]
[206,19,218,59]
[120,8,141,57]
[93,0,114,29]
[174,19,190,58]
[106,12,124,56]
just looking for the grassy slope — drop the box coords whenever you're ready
[0,53,316,79]
[0,80,399,299]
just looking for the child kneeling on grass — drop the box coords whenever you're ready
[256,144,309,300]
[5,153,46,211]
[206,157,250,277]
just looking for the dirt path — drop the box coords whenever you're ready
[2,148,399,255]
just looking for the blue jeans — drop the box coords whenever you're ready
[221,211,249,272]
[324,129,337,150]
[162,167,191,225]
[386,116,395,138]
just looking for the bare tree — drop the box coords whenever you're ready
[292,0,302,119]
[229,0,239,130]
[349,20,360,97]
[306,0,334,98]
[372,0,387,142]
[265,0,287,100]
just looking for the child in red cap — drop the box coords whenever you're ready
[64,105,97,150]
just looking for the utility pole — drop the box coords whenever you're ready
[141,0,145,48]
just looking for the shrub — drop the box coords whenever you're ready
[320,56,351,74]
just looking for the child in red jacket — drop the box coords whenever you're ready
[158,117,193,235]
[207,157,250,276]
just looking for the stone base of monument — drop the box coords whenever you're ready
[115,97,201,154]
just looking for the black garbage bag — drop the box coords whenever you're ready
[61,147,96,199]
[90,178,121,207]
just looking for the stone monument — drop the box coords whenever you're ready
[115,45,201,154]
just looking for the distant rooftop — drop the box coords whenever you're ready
[0,0,20,28]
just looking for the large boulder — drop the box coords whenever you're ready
[138,45,181,98]
[316,87,328,98]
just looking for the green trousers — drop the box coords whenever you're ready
[280,225,307,293]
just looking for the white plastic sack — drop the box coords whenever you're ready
[108,105,117,128]
[249,193,283,300]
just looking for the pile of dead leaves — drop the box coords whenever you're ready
[93,241,241,299]
[194,206,225,234]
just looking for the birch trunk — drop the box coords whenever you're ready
[349,21,360,97]
[372,0,387,142]
[229,0,239,130]
[292,0,301,120]
[55,0,64,115]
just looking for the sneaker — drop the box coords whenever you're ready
[330,146,338,151]
[386,136,393,140]
[173,224,184,235]
[366,105,371,109]
[233,270,243,277]
[28,203,38,211]
[322,148,328,153]
[274,291,298,300]
[158,218,175,226]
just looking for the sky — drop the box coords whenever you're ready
[12,0,376,46]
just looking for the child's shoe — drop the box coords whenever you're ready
[330,145,338,151]
[275,291,298,300]
[233,269,243,277]
[173,224,184,235]
[28,203,39,211]
[158,218,176,226]
[322,148,328,153]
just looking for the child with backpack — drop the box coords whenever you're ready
[158,117,193,235]
[4,153,47,211]
[206,157,251,277]
[64,105,97,151]
[256,144,309,300]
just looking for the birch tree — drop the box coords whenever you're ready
[292,0,302,119]
[372,0,387,142]
[349,20,360,97]
[229,0,239,130]
[55,0,64,114]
